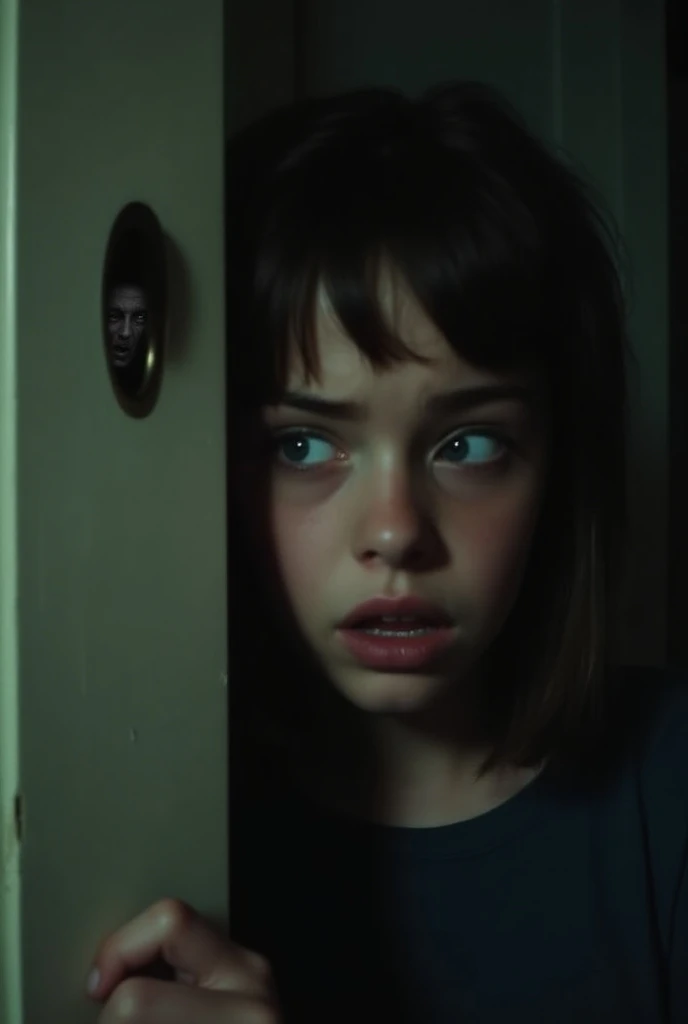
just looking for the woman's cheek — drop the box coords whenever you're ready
[451,491,542,609]
[271,497,337,614]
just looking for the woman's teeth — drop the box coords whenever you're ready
[363,627,434,637]
[359,615,438,637]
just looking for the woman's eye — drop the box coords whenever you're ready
[435,431,507,467]
[275,433,340,468]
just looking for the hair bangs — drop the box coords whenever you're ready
[256,139,554,398]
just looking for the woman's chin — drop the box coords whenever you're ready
[332,667,451,715]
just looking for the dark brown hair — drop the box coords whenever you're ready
[226,81,635,784]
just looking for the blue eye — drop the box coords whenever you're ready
[276,433,338,467]
[435,431,505,466]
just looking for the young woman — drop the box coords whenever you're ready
[85,82,688,1024]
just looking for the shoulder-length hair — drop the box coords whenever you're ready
[226,81,635,786]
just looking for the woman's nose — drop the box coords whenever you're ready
[352,468,435,570]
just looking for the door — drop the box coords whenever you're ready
[0,0,228,1020]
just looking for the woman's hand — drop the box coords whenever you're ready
[86,897,282,1023]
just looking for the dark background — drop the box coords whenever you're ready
[667,0,688,665]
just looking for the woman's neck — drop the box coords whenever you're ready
[287,680,543,828]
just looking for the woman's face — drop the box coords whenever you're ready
[256,272,549,717]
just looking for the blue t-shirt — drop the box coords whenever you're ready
[230,666,688,1022]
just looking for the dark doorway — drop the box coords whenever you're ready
[667,0,688,665]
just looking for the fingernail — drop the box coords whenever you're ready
[86,967,100,995]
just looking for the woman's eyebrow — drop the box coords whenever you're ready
[427,383,538,416]
[278,393,364,419]
[278,383,537,420]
